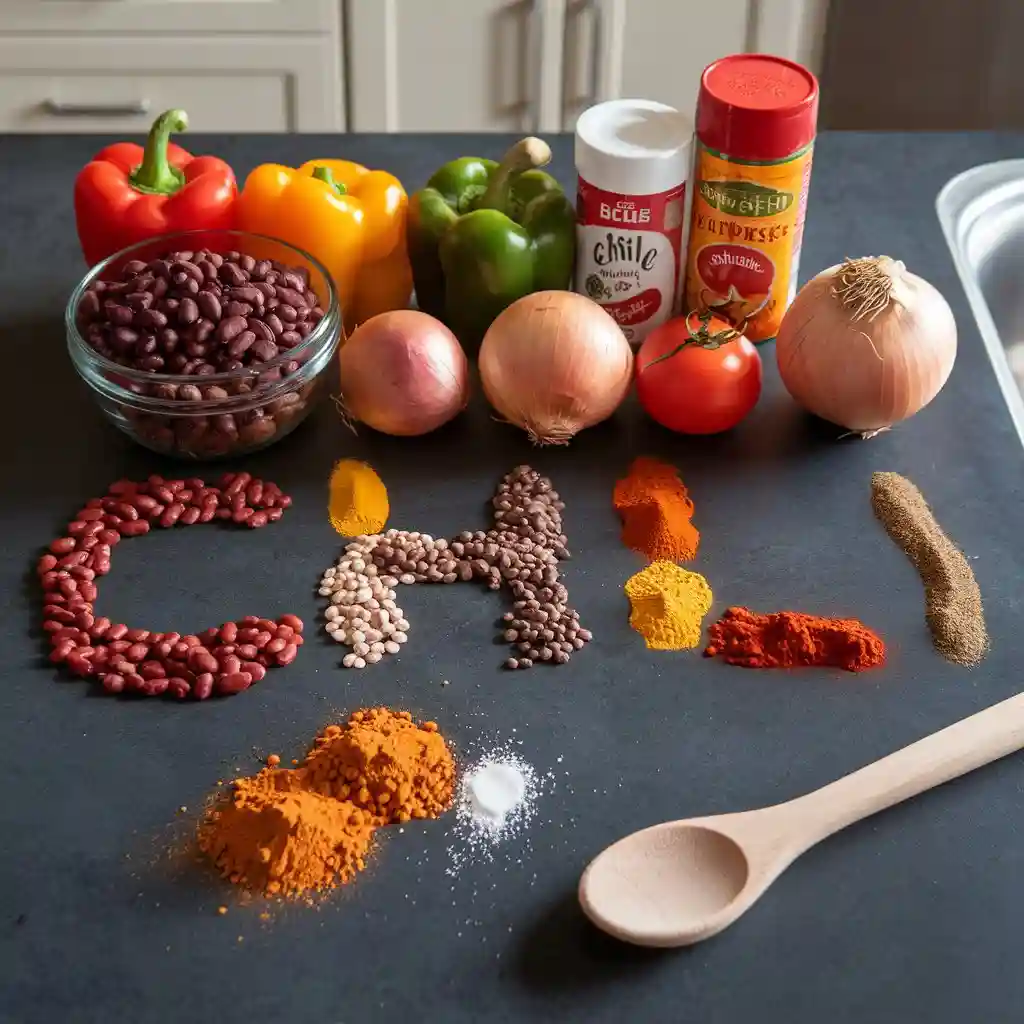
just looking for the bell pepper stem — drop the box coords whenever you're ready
[311,165,348,196]
[129,108,188,196]
[478,137,552,212]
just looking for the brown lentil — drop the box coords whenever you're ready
[871,471,988,666]
[318,465,591,670]
[37,473,304,699]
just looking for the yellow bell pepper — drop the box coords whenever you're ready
[235,158,413,332]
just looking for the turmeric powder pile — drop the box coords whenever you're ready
[624,561,714,650]
[614,456,700,562]
[198,708,454,899]
[327,459,389,537]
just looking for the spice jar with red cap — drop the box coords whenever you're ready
[682,54,819,343]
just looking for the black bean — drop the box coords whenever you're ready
[195,291,221,321]
[227,331,256,359]
[177,297,199,325]
[216,315,247,343]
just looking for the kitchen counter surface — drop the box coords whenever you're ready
[2,131,1024,1024]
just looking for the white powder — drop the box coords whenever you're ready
[446,751,542,876]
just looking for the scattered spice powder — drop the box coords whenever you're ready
[614,456,700,562]
[625,561,713,650]
[197,708,455,899]
[327,459,389,537]
[870,471,988,666]
[705,607,886,672]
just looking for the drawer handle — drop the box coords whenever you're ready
[44,99,151,117]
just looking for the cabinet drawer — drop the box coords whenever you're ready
[0,37,343,132]
[0,0,338,34]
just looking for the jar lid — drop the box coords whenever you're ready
[575,99,693,197]
[697,54,818,163]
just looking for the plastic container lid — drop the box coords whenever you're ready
[696,54,819,163]
[575,99,693,197]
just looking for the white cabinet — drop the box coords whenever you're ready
[0,0,344,132]
[346,0,566,133]
[348,0,828,133]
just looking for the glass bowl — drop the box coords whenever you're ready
[66,229,343,459]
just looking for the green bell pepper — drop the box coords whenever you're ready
[408,137,576,350]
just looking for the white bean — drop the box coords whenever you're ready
[351,558,365,572]
[393,631,408,644]
[325,606,341,621]
[353,657,367,669]
[370,641,385,654]
[396,619,410,631]
[384,640,400,655]
[363,628,383,643]
[367,598,381,610]
[366,652,382,665]
[342,653,356,668]
[354,641,370,657]
[350,630,366,645]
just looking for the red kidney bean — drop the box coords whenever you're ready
[51,627,86,645]
[95,529,120,546]
[100,514,122,529]
[78,582,98,603]
[267,508,284,522]
[79,508,106,521]
[179,506,201,526]
[192,674,214,700]
[74,611,95,630]
[219,654,242,676]
[275,643,298,666]
[66,652,93,677]
[140,677,170,697]
[251,630,271,649]
[123,673,146,692]
[236,644,258,660]
[139,661,166,681]
[108,641,131,655]
[125,642,150,662]
[103,673,126,694]
[159,502,185,528]
[133,494,161,515]
[237,627,259,643]
[279,614,303,633]
[120,520,150,538]
[124,628,149,643]
[217,672,252,695]
[58,579,78,598]
[43,620,64,633]
[165,678,190,699]
[67,520,90,536]
[69,566,95,581]
[105,623,129,641]
[219,621,238,643]
[292,634,304,647]
[50,537,76,555]
[199,628,218,644]
[92,646,110,666]
[232,508,253,524]
[247,511,269,529]
[152,484,176,504]
[242,661,266,683]
[50,640,76,663]
[92,558,112,576]
[275,625,295,641]
[181,634,201,648]
[57,551,89,569]
[264,637,287,655]
[188,648,219,675]
[37,553,58,573]
[90,616,112,638]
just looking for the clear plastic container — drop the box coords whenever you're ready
[66,229,342,459]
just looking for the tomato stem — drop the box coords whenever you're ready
[640,310,742,370]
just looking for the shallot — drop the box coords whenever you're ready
[337,310,469,436]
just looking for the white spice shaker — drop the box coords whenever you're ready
[574,99,694,346]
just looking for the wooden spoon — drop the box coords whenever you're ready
[579,691,1024,948]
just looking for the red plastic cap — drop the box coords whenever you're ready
[697,54,819,163]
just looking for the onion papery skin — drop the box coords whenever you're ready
[478,291,634,445]
[775,259,957,433]
[337,310,469,436]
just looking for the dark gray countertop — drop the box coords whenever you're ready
[2,131,1024,1024]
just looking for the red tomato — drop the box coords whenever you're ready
[635,313,763,434]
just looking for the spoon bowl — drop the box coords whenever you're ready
[579,822,750,947]
[579,689,1024,948]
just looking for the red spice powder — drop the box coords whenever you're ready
[704,606,885,672]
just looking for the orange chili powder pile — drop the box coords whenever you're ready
[704,606,886,672]
[613,456,699,562]
[197,708,455,899]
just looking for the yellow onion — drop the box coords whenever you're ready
[776,256,957,437]
[337,310,469,436]
[478,291,634,444]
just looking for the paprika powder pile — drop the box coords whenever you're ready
[704,606,885,672]
[198,708,455,899]
[614,456,700,562]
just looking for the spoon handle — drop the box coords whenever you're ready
[783,691,1024,847]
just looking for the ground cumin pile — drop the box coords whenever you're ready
[614,456,700,562]
[198,708,455,898]
[870,471,988,666]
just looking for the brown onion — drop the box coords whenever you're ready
[478,291,634,444]
[337,310,469,436]
[776,256,957,437]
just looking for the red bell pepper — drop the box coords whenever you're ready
[73,108,237,267]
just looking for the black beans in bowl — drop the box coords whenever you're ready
[66,230,342,460]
